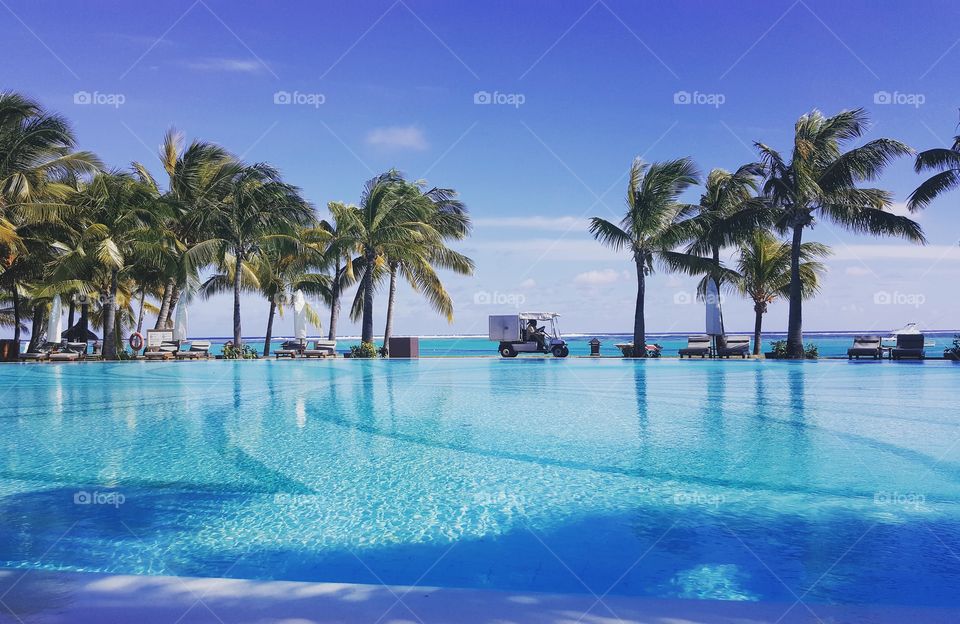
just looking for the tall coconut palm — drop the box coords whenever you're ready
[733,230,829,355]
[682,164,765,318]
[188,163,313,346]
[53,171,162,358]
[318,201,359,341]
[908,134,960,210]
[0,92,101,343]
[589,157,710,356]
[339,171,428,344]
[377,182,473,355]
[756,108,922,357]
[134,129,237,329]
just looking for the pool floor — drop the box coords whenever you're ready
[1,359,959,608]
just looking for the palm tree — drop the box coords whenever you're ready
[339,171,428,344]
[908,133,960,210]
[0,92,101,344]
[318,201,359,341]
[54,171,162,358]
[134,129,237,329]
[733,230,828,355]
[680,164,766,334]
[756,108,922,357]
[378,182,474,355]
[589,157,708,356]
[188,164,313,347]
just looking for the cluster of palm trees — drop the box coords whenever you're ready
[0,92,473,359]
[592,108,956,358]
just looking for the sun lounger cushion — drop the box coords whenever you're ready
[679,335,711,358]
[848,335,882,358]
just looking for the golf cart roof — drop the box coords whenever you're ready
[519,312,560,321]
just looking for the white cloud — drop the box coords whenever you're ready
[185,57,265,73]
[365,126,428,151]
[574,268,621,285]
[474,216,590,232]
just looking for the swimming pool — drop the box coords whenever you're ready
[1,359,958,607]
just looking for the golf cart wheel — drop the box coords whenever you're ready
[552,345,569,358]
[500,345,517,358]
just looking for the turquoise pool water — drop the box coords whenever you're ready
[182,331,959,358]
[1,359,959,607]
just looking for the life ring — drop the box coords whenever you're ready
[128,332,144,351]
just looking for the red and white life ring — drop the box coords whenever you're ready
[128,332,144,351]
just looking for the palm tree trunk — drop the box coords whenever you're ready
[753,302,765,356]
[633,259,646,357]
[67,299,75,332]
[382,263,398,357]
[79,302,89,340]
[28,302,46,352]
[263,297,277,357]
[712,245,724,336]
[11,283,21,346]
[103,269,119,360]
[328,261,341,341]
[786,223,805,358]
[165,285,181,329]
[136,290,147,334]
[361,248,376,344]
[233,252,244,347]
[155,278,174,330]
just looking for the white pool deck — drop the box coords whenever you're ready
[1,569,957,624]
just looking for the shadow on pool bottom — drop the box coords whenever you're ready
[0,486,958,608]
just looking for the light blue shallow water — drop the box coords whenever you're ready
[1,359,959,607]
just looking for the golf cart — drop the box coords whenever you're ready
[489,312,569,358]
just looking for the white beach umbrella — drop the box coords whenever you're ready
[293,290,307,340]
[174,302,188,341]
[46,295,63,343]
[705,279,724,336]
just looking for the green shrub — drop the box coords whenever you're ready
[804,343,819,359]
[222,343,259,359]
[770,340,788,356]
[768,340,817,359]
[349,342,378,359]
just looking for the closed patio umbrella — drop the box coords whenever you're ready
[46,296,63,344]
[174,302,188,342]
[705,279,724,337]
[293,290,307,341]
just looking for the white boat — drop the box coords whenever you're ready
[882,323,936,347]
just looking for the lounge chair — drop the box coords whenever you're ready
[847,335,882,359]
[144,340,180,360]
[20,342,55,361]
[175,340,211,359]
[678,335,712,358]
[891,333,925,360]
[716,336,751,359]
[303,339,337,358]
[49,342,87,362]
[274,340,304,358]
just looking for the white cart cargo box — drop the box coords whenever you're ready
[488,315,521,341]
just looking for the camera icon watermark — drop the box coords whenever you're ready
[874,490,925,509]
[473,90,525,108]
[873,91,925,108]
[473,290,526,308]
[74,91,125,109]
[873,290,925,308]
[273,90,325,108]
[73,490,126,508]
[673,90,725,108]
[672,490,725,508]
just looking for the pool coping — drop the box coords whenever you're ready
[1,569,958,623]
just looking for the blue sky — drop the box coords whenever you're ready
[3,0,959,337]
